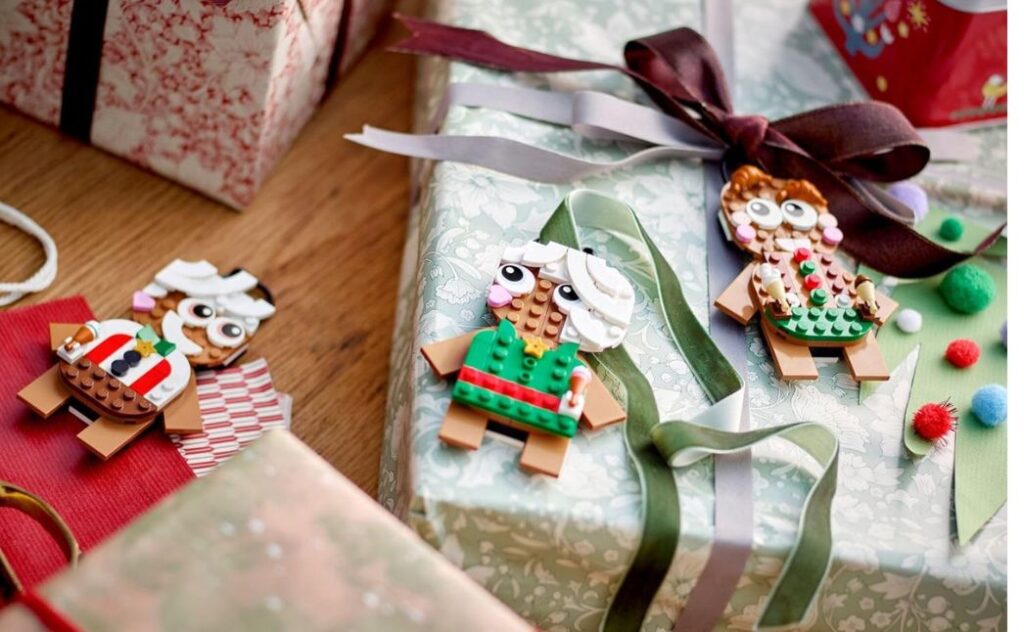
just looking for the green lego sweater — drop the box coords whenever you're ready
[764,305,873,344]
[452,319,584,438]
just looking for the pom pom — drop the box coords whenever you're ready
[913,401,957,441]
[945,339,981,368]
[895,308,922,333]
[971,384,1007,427]
[939,265,997,314]
[1001,321,1007,348]
[888,182,929,223]
[938,217,964,241]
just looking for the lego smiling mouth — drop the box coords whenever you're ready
[775,237,812,252]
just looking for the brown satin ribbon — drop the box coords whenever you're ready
[390,15,1003,279]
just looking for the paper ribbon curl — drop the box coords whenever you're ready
[347,15,1005,279]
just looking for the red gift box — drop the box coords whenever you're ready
[809,0,1006,128]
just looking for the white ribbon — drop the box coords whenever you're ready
[0,202,58,307]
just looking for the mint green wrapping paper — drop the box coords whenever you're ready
[380,0,1007,630]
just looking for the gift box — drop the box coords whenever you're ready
[0,0,391,208]
[0,430,532,631]
[809,0,1007,128]
[379,0,1007,629]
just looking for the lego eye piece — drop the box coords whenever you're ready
[496,264,535,296]
[206,317,247,349]
[178,298,218,327]
[780,199,818,230]
[745,198,782,230]
[553,284,582,312]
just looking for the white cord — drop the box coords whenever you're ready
[0,201,58,306]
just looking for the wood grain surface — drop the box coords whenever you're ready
[0,14,417,496]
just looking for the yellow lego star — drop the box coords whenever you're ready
[523,336,547,359]
[135,339,156,358]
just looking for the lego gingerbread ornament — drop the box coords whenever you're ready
[714,165,898,381]
[422,241,633,477]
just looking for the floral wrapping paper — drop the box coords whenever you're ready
[0,431,532,631]
[0,0,388,208]
[379,0,1007,630]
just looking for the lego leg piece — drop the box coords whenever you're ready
[161,375,203,435]
[438,402,488,450]
[843,331,889,382]
[520,431,571,477]
[77,418,157,460]
[421,329,486,378]
[17,365,72,418]
[761,320,818,381]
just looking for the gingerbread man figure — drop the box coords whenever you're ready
[714,165,898,382]
[421,241,633,476]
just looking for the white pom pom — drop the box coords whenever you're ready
[896,308,923,333]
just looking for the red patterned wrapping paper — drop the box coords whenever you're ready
[809,0,1006,127]
[0,0,391,208]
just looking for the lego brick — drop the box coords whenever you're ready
[519,430,571,477]
[59,358,161,424]
[161,375,203,435]
[421,329,487,378]
[714,262,757,325]
[77,417,158,461]
[761,319,819,381]
[49,323,82,352]
[766,305,873,344]
[438,402,489,450]
[16,365,71,418]
[843,332,890,382]
[580,364,626,430]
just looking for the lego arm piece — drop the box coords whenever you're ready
[49,323,82,352]
[161,374,203,435]
[873,291,898,325]
[580,370,626,430]
[420,328,488,378]
[713,262,758,325]
[17,365,72,418]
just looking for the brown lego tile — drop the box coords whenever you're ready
[491,277,564,348]
[49,323,82,352]
[161,374,203,435]
[519,431,570,477]
[421,329,488,378]
[580,365,625,430]
[17,365,72,418]
[843,332,890,382]
[761,319,818,381]
[59,359,159,424]
[77,417,157,460]
[715,262,758,325]
[438,402,489,450]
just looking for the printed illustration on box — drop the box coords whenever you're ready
[17,319,201,460]
[131,260,276,370]
[422,242,630,477]
[714,165,898,381]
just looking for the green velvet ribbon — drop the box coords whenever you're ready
[539,190,840,631]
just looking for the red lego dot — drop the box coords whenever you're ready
[912,401,957,441]
[945,339,981,368]
[793,247,812,263]
[804,274,822,289]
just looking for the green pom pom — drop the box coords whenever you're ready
[939,265,996,314]
[938,217,964,241]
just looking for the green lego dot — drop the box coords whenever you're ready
[478,391,492,403]
[796,321,810,333]
[454,383,470,397]
[845,308,858,319]
[939,264,996,314]
[556,356,571,366]
[809,307,822,318]
[519,372,532,384]
[497,333,513,346]
[792,306,807,317]
[523,357,537,369]
[492,348,508,359]
[810,289,829,305]
[938,217,964,241]
[548,384,562,394]
[552,369,566,380]
[489,362,504,373]
[814,321,828,333]
[498,397,512,409]
[826,308,840,320]
[799,260,817,276]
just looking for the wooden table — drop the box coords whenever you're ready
[0,18,416,496]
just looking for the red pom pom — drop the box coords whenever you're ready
[945,339,981,368]
[912,401,957,441]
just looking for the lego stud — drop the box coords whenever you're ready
[734,224,756,244]
[822,226,844,246]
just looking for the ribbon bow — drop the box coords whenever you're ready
[354,15,1001,279]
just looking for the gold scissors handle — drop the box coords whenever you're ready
[0,482,80,601]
